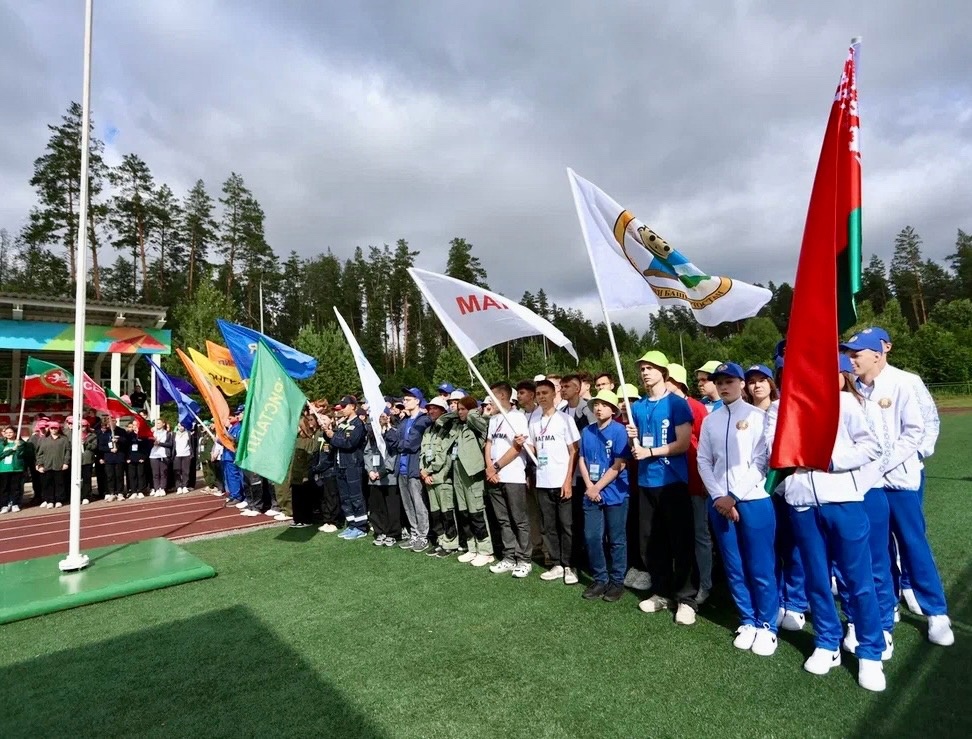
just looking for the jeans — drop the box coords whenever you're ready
[584,499,629,585]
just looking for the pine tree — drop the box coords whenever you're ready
[146,183,182,304]
[860,254,890,314]
[0,228,11,288]
[388,239,421,369]
[947,229,972,299]
[182,180,218,295]
[109,153,156,300]
[26,101,107,288]
[890,226,928,328]
[217,172,250,296]
[445,236,489,288]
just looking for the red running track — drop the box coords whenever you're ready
[0,492,282,564]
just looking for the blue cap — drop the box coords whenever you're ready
[861,326,891,344]
[402,387,426,403]
[437,382,455,394]
[774,340,786,358]
[839,354,854,374]
[840,330,884,353]
[744,364,774,380]
[710,362,745,380]
[234,404,246,414]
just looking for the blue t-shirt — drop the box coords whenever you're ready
[630,392,693,488]
[701,397,724,413]
[580,420,631,507]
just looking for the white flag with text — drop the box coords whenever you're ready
[334,307,387,458]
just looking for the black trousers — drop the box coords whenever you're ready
[318,476,343,526]
[104,462,126,495]
[41,469,68,504]
[0,472,23,507]
[81,463,93,500]
[127,461,148,494]
[640,482,697,607]
[367,484,401,538]
[536,487,574,567]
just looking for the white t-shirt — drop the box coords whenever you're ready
[488,409,529,484]
[528,409,580,488]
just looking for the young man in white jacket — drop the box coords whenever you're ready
[697,363,778,657]
[842,330,954,647]
[783,355,887,692]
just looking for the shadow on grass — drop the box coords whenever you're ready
[850,559,972,739]
[275,526,319,543]
[0,606,385,739]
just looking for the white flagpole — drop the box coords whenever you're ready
[60,0,94,572]
[568,170,632,400]
[259,280,265,334]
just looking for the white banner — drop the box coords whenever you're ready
[568,168,771,326]
[334,307,386,458]
[408,268,578,361]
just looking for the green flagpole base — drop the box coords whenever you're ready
[0,538,215,625]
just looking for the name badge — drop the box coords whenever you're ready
[371,455,380,467]
[589,463,601,482]
[537,450,549,468]
[642,435,654,448]
[131,444,139,452]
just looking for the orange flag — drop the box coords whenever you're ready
[206,340,237,369]
[176,348,235,452]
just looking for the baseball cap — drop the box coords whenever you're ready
[426,397,449,412]
[402,387,426,403]
[839,331,884,353]
[696,360,723,375]
[710,362,745,381]
[448,390,466,400]
[745,364,774,381]
[334,394,357,409]
[862,326,891,344]
[437,382,455,394]
[839,354,854,374]
[667,363,689,389]
[234,404,246,415]
[533,374,546,382]
[637,350,669,370]
[588,389,620,414]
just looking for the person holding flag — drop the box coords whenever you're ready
[97,416,127,501]
[223,406,245,507]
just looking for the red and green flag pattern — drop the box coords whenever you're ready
[24,356,109,414]
[106,388,153,439]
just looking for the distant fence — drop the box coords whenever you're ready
[928,382,972,397]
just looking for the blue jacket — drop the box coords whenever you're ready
[97,426,128,465]
[394,413,432,479]
[329,416,366,470]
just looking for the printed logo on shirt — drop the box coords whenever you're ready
[535,434,560,443]
[878,398,892,409]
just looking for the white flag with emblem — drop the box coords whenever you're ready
[334,307,387,458]
[568,168,771,326]
[408,268,578,361]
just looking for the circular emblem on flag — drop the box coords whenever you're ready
[736,420,749,430]
[879,398,892,409]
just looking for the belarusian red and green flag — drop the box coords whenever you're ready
[771,39,863,472]
[23,356,109,414]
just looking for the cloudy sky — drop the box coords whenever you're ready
[1,0,969,329]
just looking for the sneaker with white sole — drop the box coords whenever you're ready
[399,536,417,550]
[512,562,533,578]
[779,609,806,632]
[411,538,430,552]
[383,537,396,547]
[104,494,114,502]
[675,603,697,626]
[10,505,19,513]
[882,631,894,660]
[274,513,293,522]
[894,605,901,623]
[857,659,886,692]
[804,647,841,675]
[471,554,495,567]
[264,508,282,517]
[457,550,478,563]
[751,627,778,657]
[540,565,565,581]
[81,499,89,505]
[373,535,387,546]
[54,502,63,508]
[489,558,515,574]
[638,595,672,614]
[843,623,859,653]
[241,509,260,517]
[235,501,248,509]
[902,588,922,616]
[0,506,8,514]
[563,567,579,585]
[135,493,144,499]
[733,624,758,650]
[344,529,367,540]
[319,523,338,533]
[928,614,955,646]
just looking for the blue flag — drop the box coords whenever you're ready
[216,319,317,380]
[156,372,196,405]
[145,357,201,430]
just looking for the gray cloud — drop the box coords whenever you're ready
[1,0,970,332]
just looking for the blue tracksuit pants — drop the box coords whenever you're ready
[223,461,244,501]
[837,487,896,631]
[773,494,807,614]
[886,486,947,615]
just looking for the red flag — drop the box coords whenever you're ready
[771,39,862,471]
[23,356,109,414]
[106,389,153,439]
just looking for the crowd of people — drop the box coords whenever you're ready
[199,325,951,694]
[0,326,952,695]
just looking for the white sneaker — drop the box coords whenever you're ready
[675,603,697,626]
[857,659,886,692]
[318,523,338,533]
[894,605,901,623]
[842,623,859,654]
[54,502,63,508]
[471,554,495,568]
[489,558,515,574]
[104,494,114,502]
[804,647,841,675]
[235,501,248,509]
[638,595,672,614]
[10,505,19,513]
[928,615,955,646]
[883,631,894,661]
[733,624,758,650]
[563,567,579,585]
[210,489,224,496]
[902,588,923,615]
[39,502,49,509]
[157,490,166,497]
[779,609,806,632]
[540,565,565,581]
[274,513,293,522]
[81,499,89,505]
[511,562,533,579]
[751,627,778,657]
[241,509,260,517]
[136,492,145,499]
[0,506,8,514]
[264,508,282,517]
[457,551,478,563]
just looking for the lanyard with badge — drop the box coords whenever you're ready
[587,426,615,482]
[641,391,669,452]
[536,412,557,469]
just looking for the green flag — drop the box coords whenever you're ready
[235,341,307,484]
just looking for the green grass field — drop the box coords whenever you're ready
[3,416,971,738]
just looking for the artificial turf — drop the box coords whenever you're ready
[2,416,971,738]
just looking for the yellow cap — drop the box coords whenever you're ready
[667,363,688,388]
[587,389,620,413]
[637,350,670,370]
